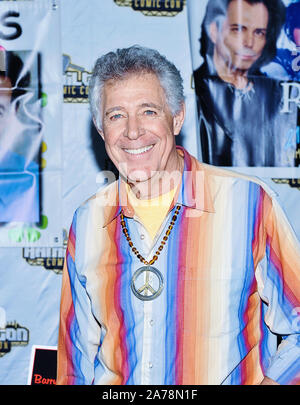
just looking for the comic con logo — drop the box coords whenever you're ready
[63,54,91,103]
[22,244,67,275]
[114,0,185,16]
[0,308,29,357]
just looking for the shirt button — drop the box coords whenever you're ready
[149,319,154,326]
[148,362,153,369]
[140,234,145,240]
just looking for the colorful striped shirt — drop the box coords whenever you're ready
[57,146,300,385]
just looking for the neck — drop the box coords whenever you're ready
[213,50,249,90]
[126,153,184,200]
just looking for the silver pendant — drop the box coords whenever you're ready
[131,266,164,301]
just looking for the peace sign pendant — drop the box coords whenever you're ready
[131,266,164,301]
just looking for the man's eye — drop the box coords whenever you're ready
[144,110,156,116]
[255,29,266,37]
[110,113,123,120]
[230,25,243,33]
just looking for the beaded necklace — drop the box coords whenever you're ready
[120,204,181,301]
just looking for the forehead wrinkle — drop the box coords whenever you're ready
[226,0,269,24]
[229,23,267,31]
[140,102,163,110]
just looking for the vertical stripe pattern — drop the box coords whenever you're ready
[57,147,300,385]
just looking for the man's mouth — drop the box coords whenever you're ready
[236,51,257,60]
[123,144,154,155]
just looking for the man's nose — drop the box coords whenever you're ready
[125,115,142,140]
[243,31,254,48]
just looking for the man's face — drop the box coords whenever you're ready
[0,77,12,136]
[210,0,269,71]
[98,72,184,185]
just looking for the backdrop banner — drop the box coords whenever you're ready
[0,0,63,386]
[187,0,300,169]
[61,0,197,233]
[0,0,62,247]
[187,0,300,235]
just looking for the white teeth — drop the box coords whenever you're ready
[124,144,154,155]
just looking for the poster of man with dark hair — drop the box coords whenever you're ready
[0,48,41,223]
[193,0,299,167]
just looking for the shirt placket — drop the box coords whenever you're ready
[127,213,171,384]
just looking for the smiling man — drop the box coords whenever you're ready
[98,71,184,196]
[57,45,300,385]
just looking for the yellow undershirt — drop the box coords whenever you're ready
[126,183,177,240]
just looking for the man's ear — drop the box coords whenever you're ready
[93,117,104,140]
[173,103,185,136]
[209,21,218,44]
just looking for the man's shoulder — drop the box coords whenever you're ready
[76,180,119,214]
[68,180,120,241]
[195,158,276,197]
[200,161,255,181]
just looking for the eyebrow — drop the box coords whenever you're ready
[140,102,163,110]
[230,23,267,32]
[105,102,163,116]
[105,106,125,116]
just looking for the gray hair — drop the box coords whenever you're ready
[88,45,184,129]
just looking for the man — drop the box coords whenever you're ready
[193,0,298,167]
[0,48,40,223]
[57,45,300,385]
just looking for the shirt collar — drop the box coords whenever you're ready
[102,146,215,227]
[175,146,215,213]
